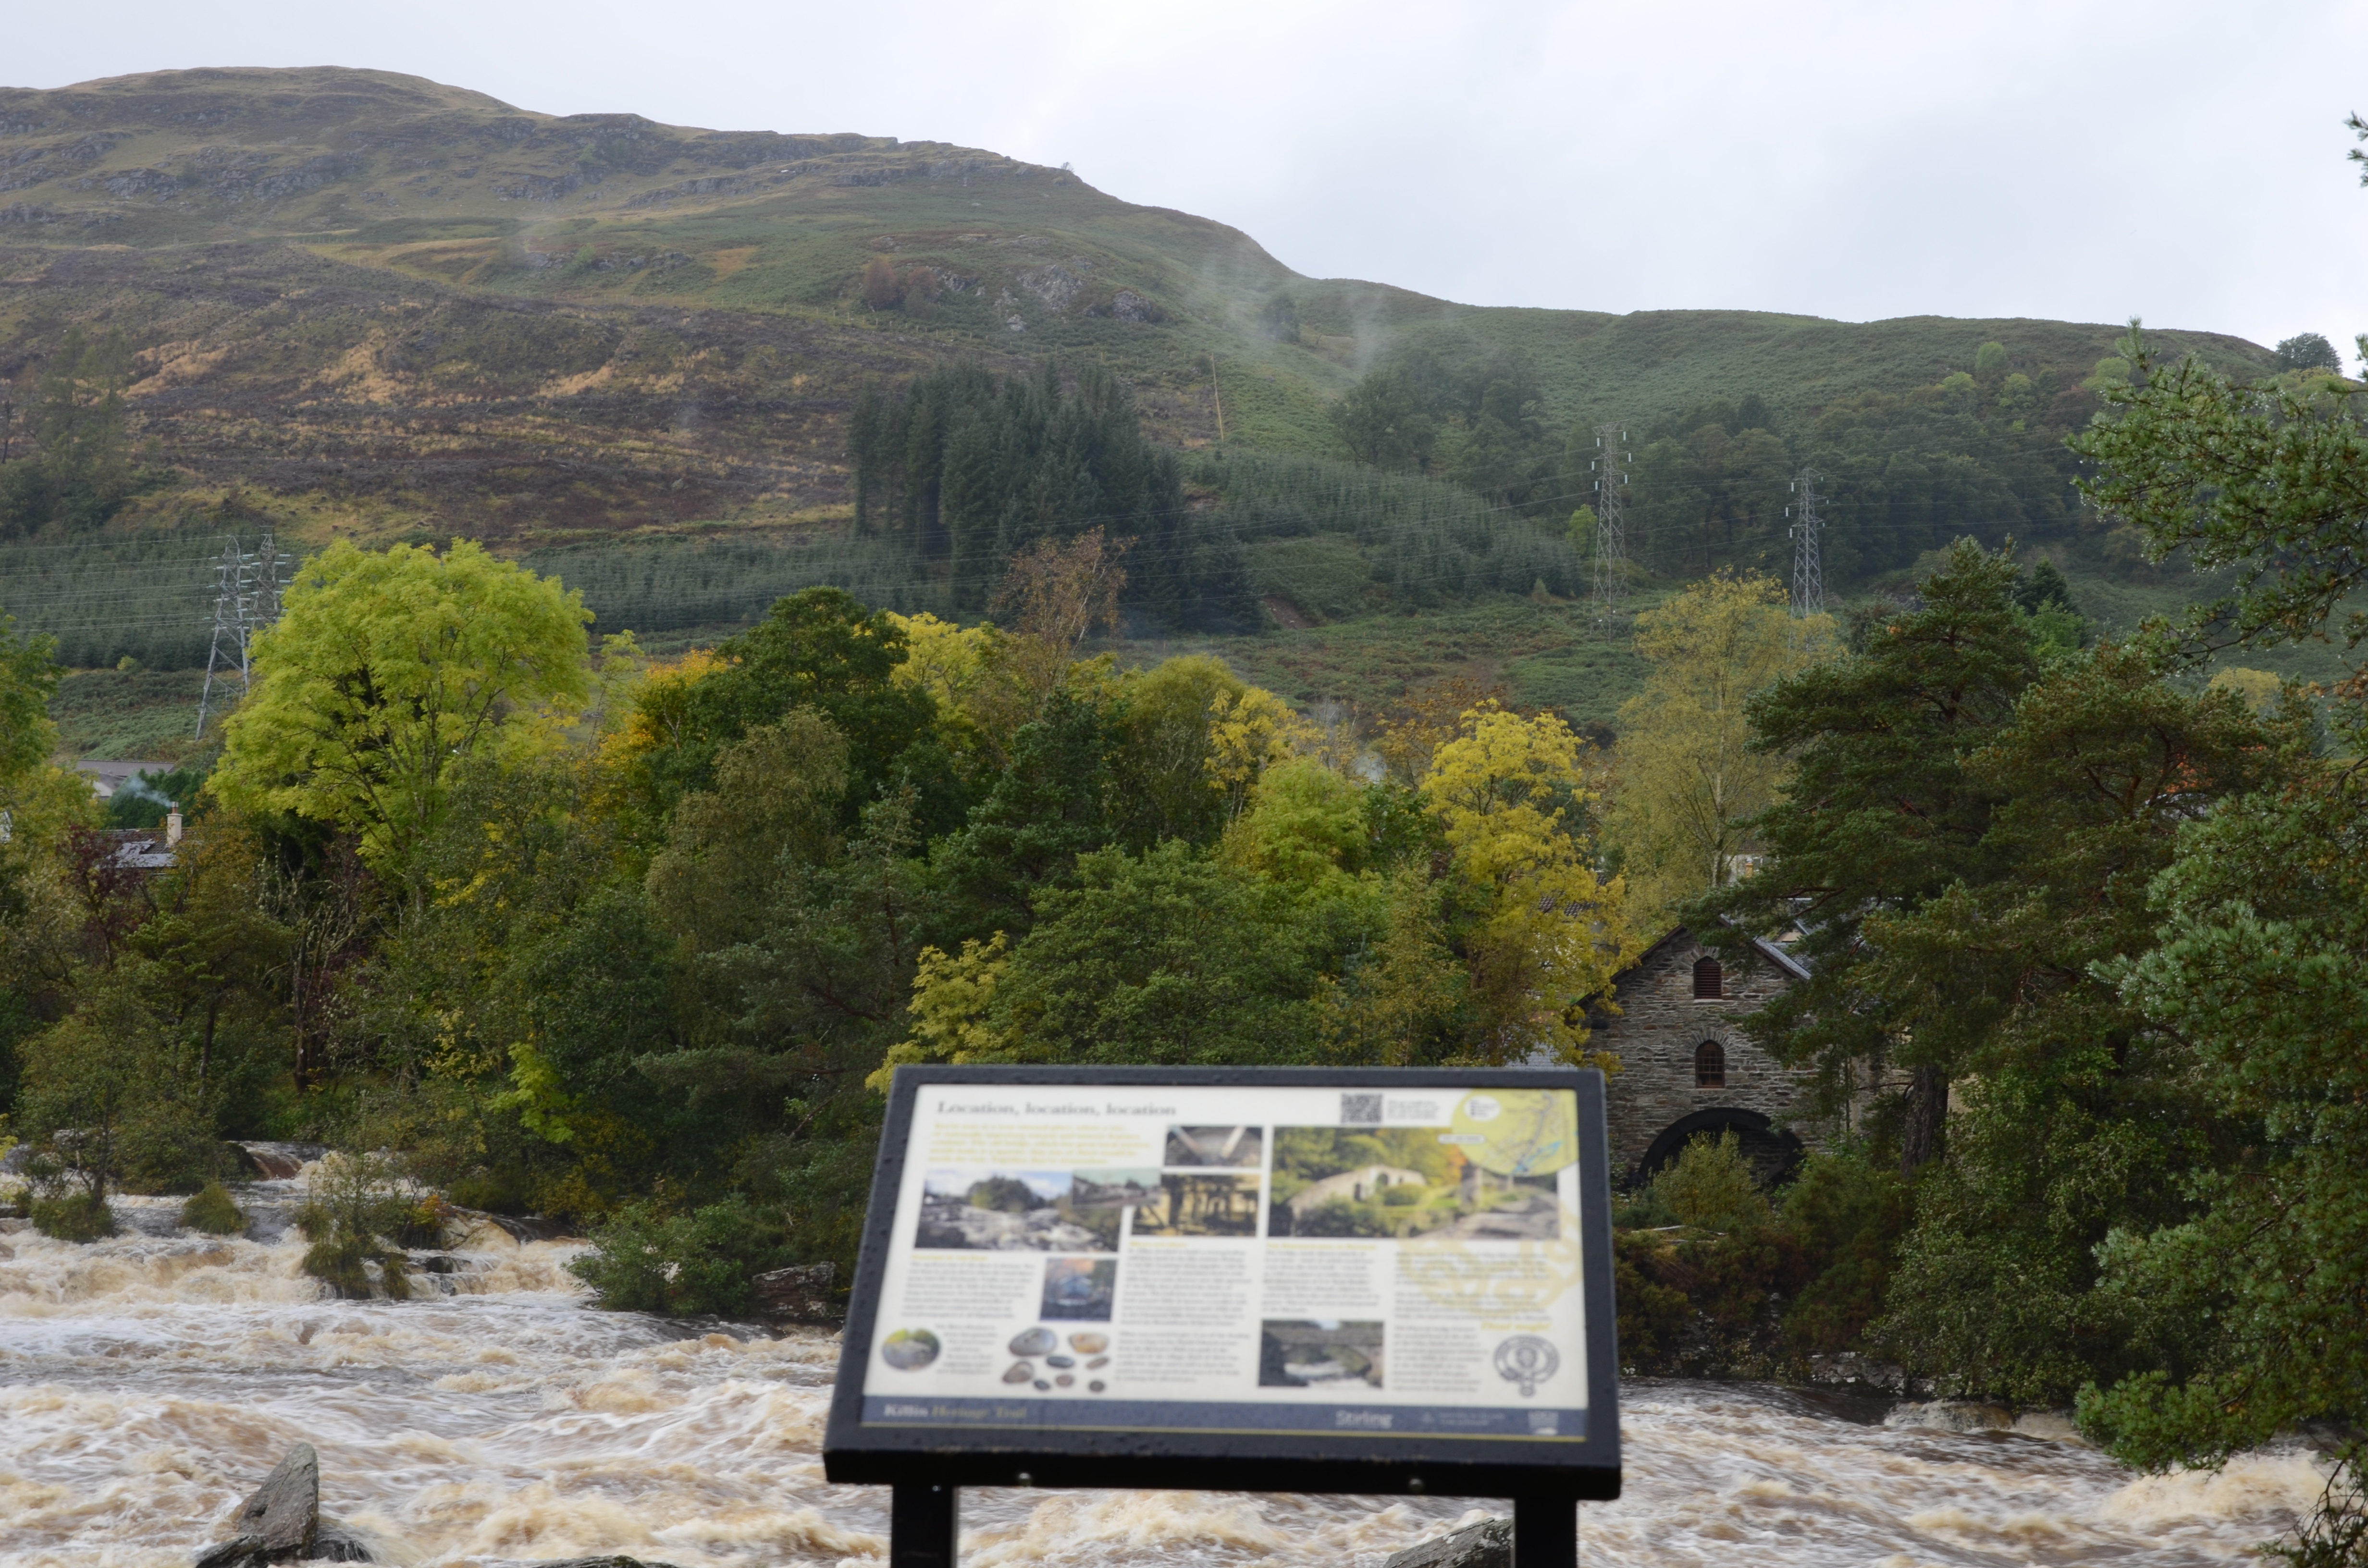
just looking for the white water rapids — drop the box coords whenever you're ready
[0,1179,2331,1567]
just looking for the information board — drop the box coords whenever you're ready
[824,1067,1621,1501]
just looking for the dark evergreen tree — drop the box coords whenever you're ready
[932,691,1116,932]
[1698,540,2041,1172]
[847,360,1252,630]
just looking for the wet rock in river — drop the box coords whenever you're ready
[2011,1409,2088,1444]
[194,1442,319,1566]
[1884,1399,2013,1433]
[236,1141,328,1180]
[111,1199,187,1239]
[751,1261,838,1323]
[1382,1516,1511,1568]
[416,1254,490,1275]
[1805,1349,1924,1396]
[309,1518,377,1562]
[193,1446,386,1565]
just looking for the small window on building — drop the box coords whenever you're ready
[1695,1040,1727,1090]
[1692,955,1724,999]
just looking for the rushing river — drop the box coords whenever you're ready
[0,1187,2331,1568]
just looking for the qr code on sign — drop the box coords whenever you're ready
[1340,1092,1384,1125]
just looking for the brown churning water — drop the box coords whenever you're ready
[0,1215,2328,1567]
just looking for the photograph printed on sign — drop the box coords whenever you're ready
[1130,1171,1261,1238]
[1267,1127,1559,1240]
[1163,1124,1264,1168]
[914,1168,1122,1252]
[1258,1318,1385,1388]
[878,1327,940,1370]
[1069,1168,1162,1208]
[1040,1256,1118,1320]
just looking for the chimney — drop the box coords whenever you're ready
[165,806,183,847]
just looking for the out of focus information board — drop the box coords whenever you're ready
[824,1067,1621,1503]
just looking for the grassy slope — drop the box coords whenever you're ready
[49,668,212,761]
[0,65,2268,522]
[0,67,2298,752]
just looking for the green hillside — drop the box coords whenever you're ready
[0,66,2299,755]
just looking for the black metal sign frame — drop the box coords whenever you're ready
[824,1066,1621,1566]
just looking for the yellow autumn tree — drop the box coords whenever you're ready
[885,611,1033,764]
[1419,707,1635,1065]
[1606,570,1835,933]
[1206,686,1320,819]
[868,932,1013,1090]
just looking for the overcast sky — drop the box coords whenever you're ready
[12,0,2364,355]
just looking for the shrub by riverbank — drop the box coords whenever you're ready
[1614,1135,1911,1383]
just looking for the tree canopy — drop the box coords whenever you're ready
[212,539,596,872]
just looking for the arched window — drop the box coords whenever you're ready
[1695,1040,1727,1090]
[1692,955,1724,999]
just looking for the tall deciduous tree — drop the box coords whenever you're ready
[1608,570,1835,931]
[213,540,594,876]
[1421,707,1632,1065]
[991,526,1129,703]
[0,610,87,854]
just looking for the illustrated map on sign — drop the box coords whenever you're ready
[1450,1090,1579,1177]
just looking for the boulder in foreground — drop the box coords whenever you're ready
[193,1443,318,1567]
[1383,1515,1513,1568]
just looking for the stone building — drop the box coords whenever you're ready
[1283,1164,1426,1222]
[1564,923,1814,1186]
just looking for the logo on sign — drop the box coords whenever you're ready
[1493,1334,1560,1397]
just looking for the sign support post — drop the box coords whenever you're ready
[1514,1495,1577,1568]
[889,1482,957,1568]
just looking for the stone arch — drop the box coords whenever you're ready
[1634,1107,1805,1187]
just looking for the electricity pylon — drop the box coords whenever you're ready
[1788,468,1825,620]
[195,532,291,740]
[1590,423,1629,620]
